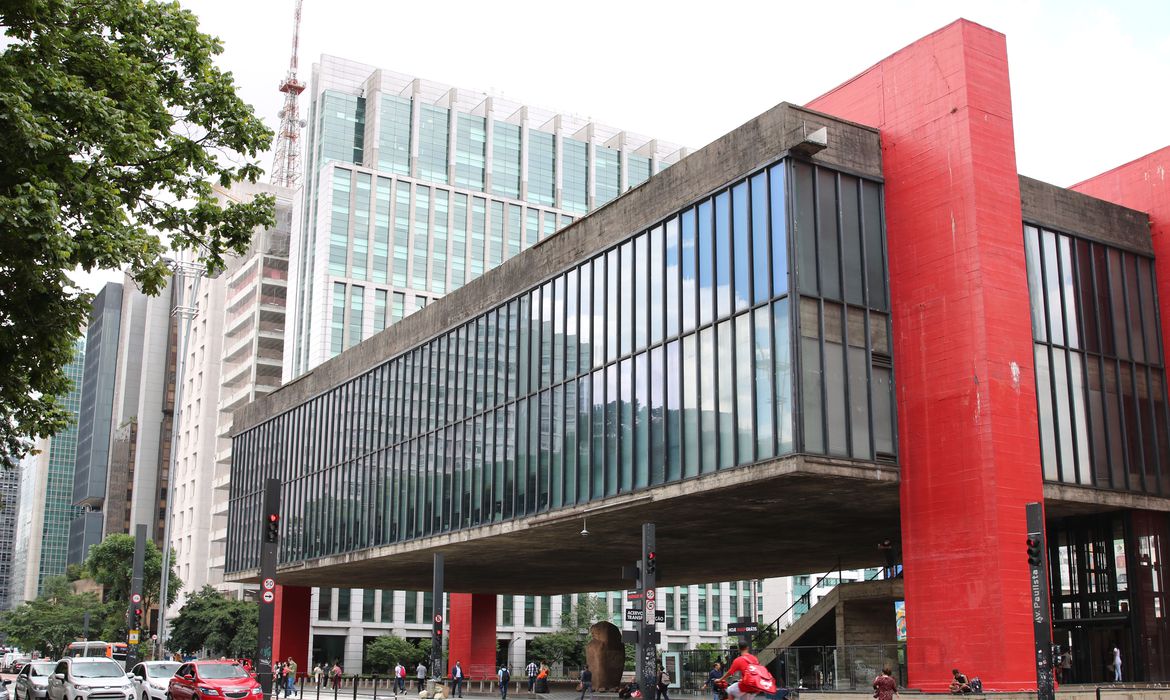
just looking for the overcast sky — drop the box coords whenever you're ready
[77,0,1170,291]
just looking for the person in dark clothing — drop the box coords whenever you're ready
[656,665,671,700]
[949,669,971,695]
[707,662,723,700]
[578,666,593,700]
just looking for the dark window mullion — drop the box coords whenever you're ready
[1054,233,1082,484]
[1116,259,1140,492]
[1037,230,1068,483]
[786,161,805,453]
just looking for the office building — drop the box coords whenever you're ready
[10,338,86,603]
[285,55,686,379]
[0,465,18,610]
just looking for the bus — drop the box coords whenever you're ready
[64,641,129,667]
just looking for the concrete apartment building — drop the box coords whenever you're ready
[167,181,295,602]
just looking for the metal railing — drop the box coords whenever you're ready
[763,644,905,693]
[752,563,894,655]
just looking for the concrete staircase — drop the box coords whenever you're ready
[757,578,904,668]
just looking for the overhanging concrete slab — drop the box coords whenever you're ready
[228,455,900,594]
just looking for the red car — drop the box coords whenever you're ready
[167,662,261,700]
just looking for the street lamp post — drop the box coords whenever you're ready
[156,258,204,657]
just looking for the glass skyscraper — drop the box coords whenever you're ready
[287,56,687,378]
[10,337,85,603]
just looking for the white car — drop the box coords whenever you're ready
[127,663,181,700]
[15,661,57,700]
[46,658,134,700]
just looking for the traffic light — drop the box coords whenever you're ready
[265,512,280,543]
[128,606,141,629]
[433,615,444,641]
[1026,537,1043,567]
[646,550,656,575]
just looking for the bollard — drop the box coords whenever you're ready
[373,675,378,700]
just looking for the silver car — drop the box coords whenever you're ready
[15,661,57,700]
[46,658,134,700]
[127,663,181,700]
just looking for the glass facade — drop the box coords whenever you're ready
[1024,224,1170,495]
[293,68,687,376]
[230,156,892,571]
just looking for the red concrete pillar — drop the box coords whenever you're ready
[1070,147,1170,357]
[448,593,497,680]
[272,585,312,679]
[807,20,1043,691]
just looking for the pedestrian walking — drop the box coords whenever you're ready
[656,665,671,700]
[498,665,511,700]
[452,661,464,698]
[577,666,593,700]
[1112,646,1122,682]
[395,662,406,694]
[313,664,323,689]
[417,661,428,692]
[331,662,343,690]
[707,662,722,700]
[286,657,299,697]
[525,662,537,693]
[1059,650,1073,684]
[872,666,898,700]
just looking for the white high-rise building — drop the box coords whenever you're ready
[285,55,687,379]
[168,181,295,604]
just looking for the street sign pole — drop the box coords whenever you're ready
[431,553,444,681]
[257,479,281,700]
[126,524,146,667]
[637,523,658,698]
[1026,502,1055,700]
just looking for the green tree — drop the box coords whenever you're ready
[83,533,182,635]
[528,596,613,667]
[528,630,585,667]
[169,586,257,658]
[0,577,104,656]
[0,0,274,469]
[365,635,427,673]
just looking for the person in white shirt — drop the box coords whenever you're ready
[452,661,465,698]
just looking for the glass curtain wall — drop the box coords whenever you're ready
[227,157,893,571]
[1023,225,1170,495]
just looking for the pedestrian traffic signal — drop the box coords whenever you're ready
[265,512,280,543]
[1026,537,1043,567]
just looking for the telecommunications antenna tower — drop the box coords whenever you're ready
[270,0,305,188]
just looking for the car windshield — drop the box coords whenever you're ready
[148,663,181,677]
[72,661,126,679]
[197,665,248,680]
[31,663,57,677]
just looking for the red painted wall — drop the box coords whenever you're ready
[272,585,312,679]
[808,19,1044,691]
[1071,147,1170,366]
[447,593,497,679]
